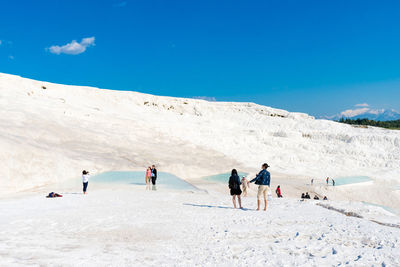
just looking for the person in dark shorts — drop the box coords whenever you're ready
[151,165,157,190]
[229,169,242,209]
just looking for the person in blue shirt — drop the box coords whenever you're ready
[250,163,271,211]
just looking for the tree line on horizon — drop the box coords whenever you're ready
[337,118,400,130]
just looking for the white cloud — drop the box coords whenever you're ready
[355,103,369,107]
[48,37,95,55]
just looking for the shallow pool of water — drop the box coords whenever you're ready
[91,171,198,191]
[333,176,372,186]
[203,172,249,184]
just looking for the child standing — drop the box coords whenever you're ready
[241,176,250,197]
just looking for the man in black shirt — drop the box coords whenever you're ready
[151,165,157,189]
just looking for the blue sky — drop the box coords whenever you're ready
[1,0,400,116]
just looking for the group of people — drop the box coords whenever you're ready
[78,166,158,195]
[310,177,335,186]
[301,192,328,200]
[326,177,335,186]
[228,163,272,211]
[145,165,158,190]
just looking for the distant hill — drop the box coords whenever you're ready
[337,118,400,130]
[324,108,400,121]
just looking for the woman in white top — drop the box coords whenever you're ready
[82,170,90,194]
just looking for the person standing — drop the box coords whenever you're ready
[145,167,152,190]
[241,176,250,197]
[151,165,157,190]
[311,178,314,185]
[332,179,335,186]
[326,177,329,185]
[229,169,242,208]
[82,170,90,194]
[250,163,271,211]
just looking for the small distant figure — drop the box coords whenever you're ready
[332,179,335,186]
[241,176,250,197]
[323,196,328,200]
[82,170,90,194]
[314,195,319,200]
[301,193,305,199]
[151,165,157,190]
[250,163,271,211]
[229,169,242,209]
[326,177,329,185]
[311,179,314,185]
[275,185,282,198]
[47,192,62,198]
[145,166,152,190]
[304,192,311,199]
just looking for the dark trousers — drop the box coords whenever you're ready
[83,182,88,192]
[151,177,156,185]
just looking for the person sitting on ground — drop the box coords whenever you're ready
[228,169,242,209]
[314,195,319,200]
[305,192,311,199]
[250,163,271,211]
[241,176,250,197]
[47,192,62,198]
[323,196,328,200]
[301,193,305,199]
[275,185,283,198]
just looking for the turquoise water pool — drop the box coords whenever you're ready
[91,171,198,191]
[333,176,372,186]
[203,172,249,183]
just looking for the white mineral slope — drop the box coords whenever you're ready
[0,186,399,266]
[0,73,400,204]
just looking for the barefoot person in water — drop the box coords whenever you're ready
[250,163,271,211]
[145,167,152,190]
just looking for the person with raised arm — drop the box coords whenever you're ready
[82,170,90,194]
[250,163,271,211]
